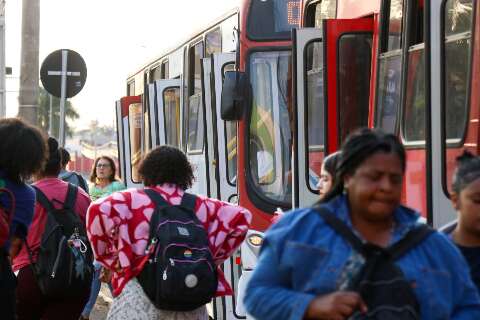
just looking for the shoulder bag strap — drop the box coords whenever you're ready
[32,185,55,213]
[388,224,434,260]
[313,205,365,254]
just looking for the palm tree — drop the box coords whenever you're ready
[37,87,79,138]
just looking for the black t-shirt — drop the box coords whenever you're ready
[457,244,480,294]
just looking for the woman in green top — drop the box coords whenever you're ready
[89,156,125,201]
[81,155,125,320]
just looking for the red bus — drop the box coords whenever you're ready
[115,1,301,319]
[280,0,477,229]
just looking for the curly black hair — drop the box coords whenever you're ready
[0,118,47,183]
[139,145,194,189]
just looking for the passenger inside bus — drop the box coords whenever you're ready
[316,151,341,200]
[448,151,480,293]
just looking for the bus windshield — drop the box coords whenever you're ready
[248,51,292,205]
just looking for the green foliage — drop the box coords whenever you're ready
[37,87,79,138]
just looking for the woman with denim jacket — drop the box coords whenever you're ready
[245,128,480,320]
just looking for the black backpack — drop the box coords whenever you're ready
[28,184,93,299]
[315,206,434,320]
[137,189,217,311]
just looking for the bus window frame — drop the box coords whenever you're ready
[245,46,293,213]
[221,62,238,187]
[127,101,144,184]
[303,37,326,195]
[205,27,223,58]
[399,0,427,148]
[374,0,406,135]
[440,0,475,148]
[185,39,206,155]
[440,0,476,198]
[335,31,373,147]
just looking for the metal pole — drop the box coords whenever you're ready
[48,94,53,136]
[59,50,68,147]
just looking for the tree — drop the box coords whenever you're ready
[37,87,79,138]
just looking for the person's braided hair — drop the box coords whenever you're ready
[319,128,406,204]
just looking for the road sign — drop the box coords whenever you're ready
[40,49,87,147]
[40,49,86,98]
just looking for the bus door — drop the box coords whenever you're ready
[292,19,373,208]
[429,0,478,227]
[210,52,245,320]
[115,95,144,188]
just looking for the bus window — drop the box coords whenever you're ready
[249,51,292,204]
[161,60,169,79]
[443,0,474,193]
[206,28,222,58]
[402,48,426,142]
[444,0,473,142]
[247,0,300,40]
[128,102,143,183]
[306,40,325,190]
[338,33,372,143]
[164,88,181,147]
[403,0,426,143]
[187,42,204,153]
[144,104,151,153]
[223,63,237,185]
[150,66,161,83]
[127,81,135,96]
[305,0,337,28]
[376,0,404,134]
[187,94,204,153]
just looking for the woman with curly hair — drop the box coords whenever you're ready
[0,118,47,320]
[88,156,125,201]
[86,145,251,320]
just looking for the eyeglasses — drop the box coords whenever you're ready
[96,163,111,168]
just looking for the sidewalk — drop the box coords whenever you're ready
[89,284,112,320]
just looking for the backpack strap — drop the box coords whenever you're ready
[64,183,78,210]
[314,206,365,254]
[143,188,170,207]
[388,224,434,260]
[180,193,197,211]
[73,173,88,192]
[32,186,55,213]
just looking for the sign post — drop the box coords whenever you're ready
[40,49,87,146]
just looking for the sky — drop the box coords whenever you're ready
[5,0,238,130]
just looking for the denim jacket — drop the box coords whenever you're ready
[244,196,480,320]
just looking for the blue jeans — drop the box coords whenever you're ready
[81,261,102,317]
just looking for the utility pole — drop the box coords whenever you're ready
[0,0,6,118]
[17,0,40,125]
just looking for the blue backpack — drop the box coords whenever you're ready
[138,189,217,311]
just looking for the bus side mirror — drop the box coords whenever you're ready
[221,71,249,121]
